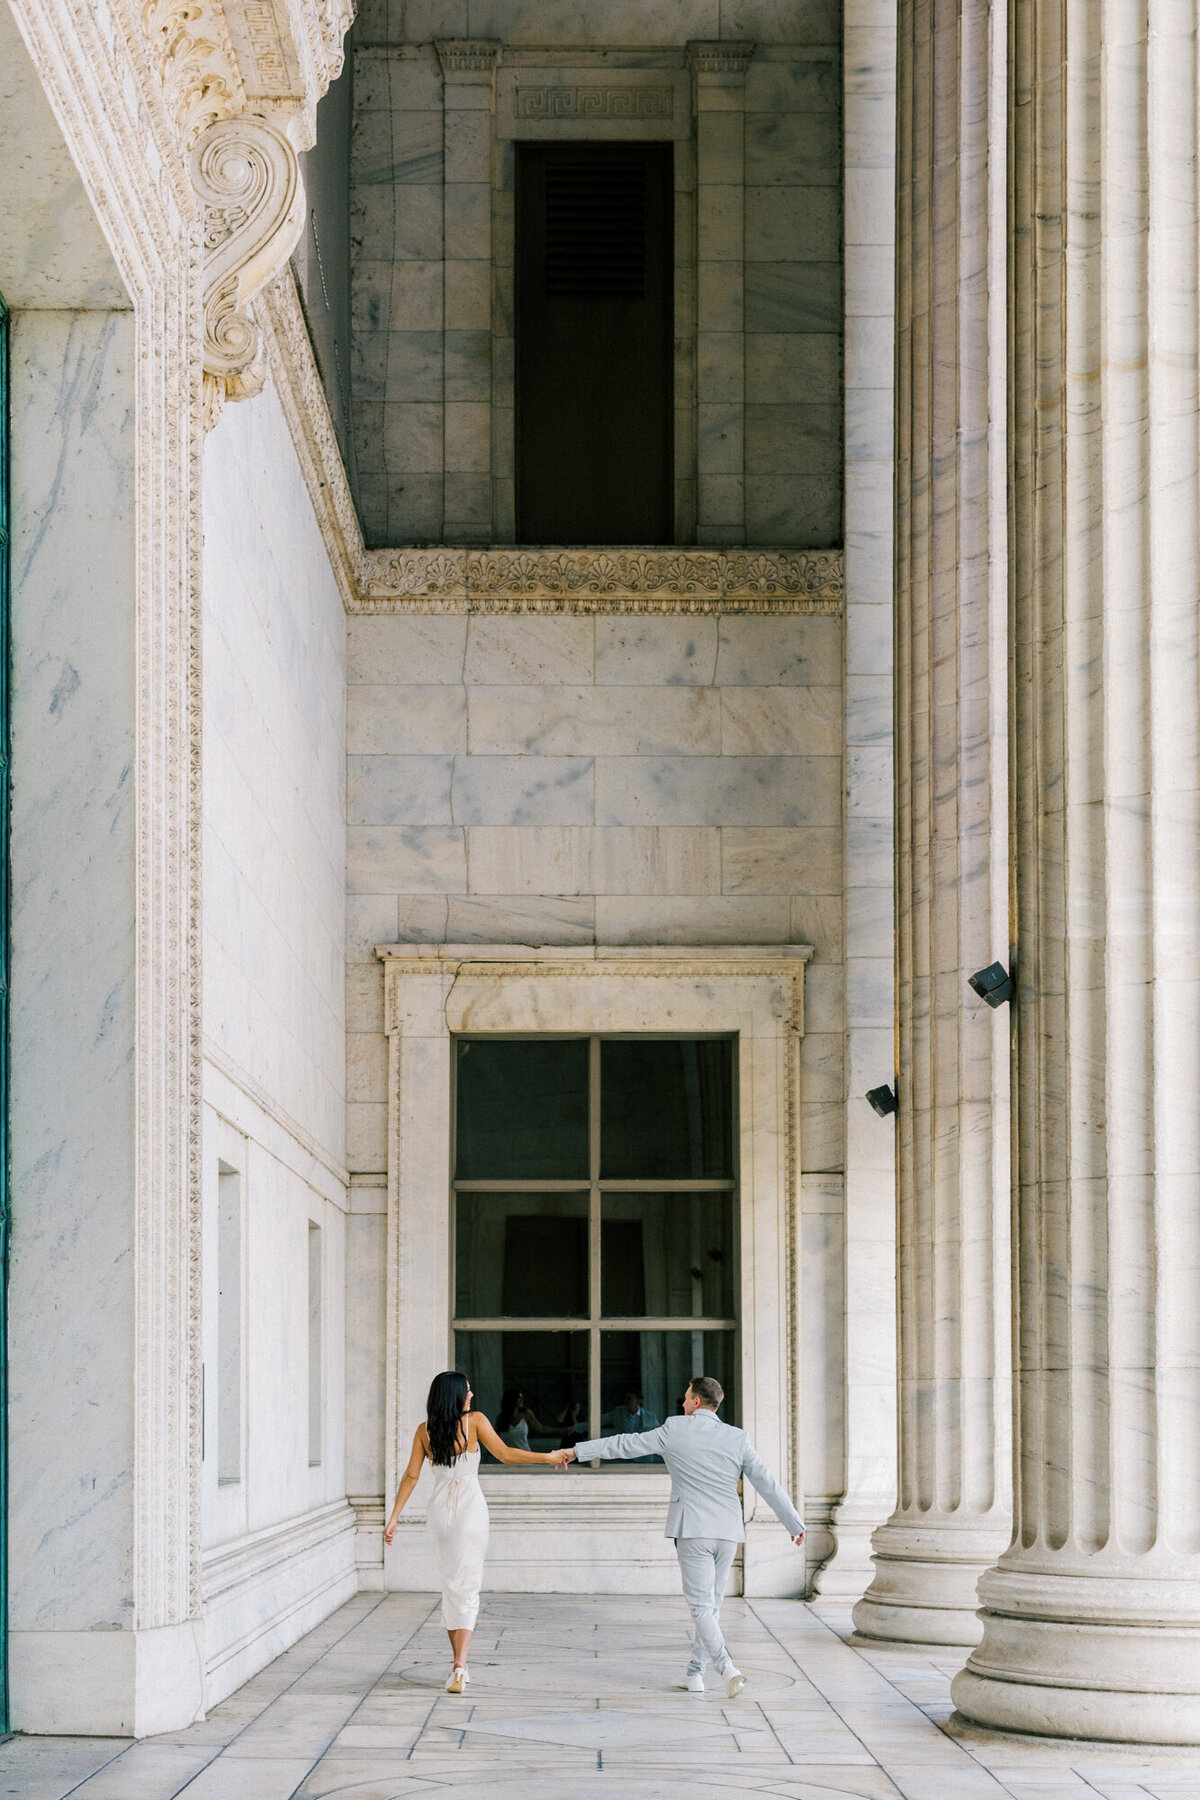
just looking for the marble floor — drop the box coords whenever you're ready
[4,1594,1200,1800]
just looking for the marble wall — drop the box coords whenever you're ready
[8,309,140,1720]
[348,3,842,548]
[200,376,357,1707]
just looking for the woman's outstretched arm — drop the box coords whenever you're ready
[474,1412,567,1467]
[384,1425,429,1542]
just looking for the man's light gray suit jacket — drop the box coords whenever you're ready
[573,1409,805,1543]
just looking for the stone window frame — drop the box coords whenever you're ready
[378,942,811,1597]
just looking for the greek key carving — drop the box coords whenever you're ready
[515,85,674,120]
[238,0,291,90]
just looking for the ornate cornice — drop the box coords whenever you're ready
[139,0,349,150]
[687,40,756,76]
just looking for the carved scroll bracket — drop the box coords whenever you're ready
[192,112,304,428]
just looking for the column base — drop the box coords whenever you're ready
[10,1620,206,1737]
[852,1517,1011,1648]
[951,1561,1200,1745]
[812,1495,895,1602]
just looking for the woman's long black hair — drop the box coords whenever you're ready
[426,1370,471,1466]
[496,1387,522,1432]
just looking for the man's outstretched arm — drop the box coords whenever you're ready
[742,1443,806,1540]
[568,1424,670,1462]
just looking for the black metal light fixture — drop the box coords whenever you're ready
[968,961,1014,1008]
[866,1082,898,1117]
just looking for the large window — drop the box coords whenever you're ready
[453,1035,738,1467]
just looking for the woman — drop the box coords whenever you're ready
[384,1371,566,1693]
[495,1386,549,1451]
[556,1396,585,1449]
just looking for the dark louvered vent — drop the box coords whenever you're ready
[544,158,646,297]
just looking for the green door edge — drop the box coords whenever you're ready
[0,288,11,1735]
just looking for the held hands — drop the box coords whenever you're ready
[547,1448,575,1469]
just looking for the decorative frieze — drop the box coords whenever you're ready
[514,85,674,120]
[357,547,843,613]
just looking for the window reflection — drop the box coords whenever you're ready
[456,1330,590,1457]
[455,1038,589,1180]
[601,1192,734,1318]
[600,1039,733,1178]
[600,1330,737,1450]
[456,1192,588,1318]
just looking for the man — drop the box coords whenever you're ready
[563,1375,804,1697]
[600,1389,661,1435]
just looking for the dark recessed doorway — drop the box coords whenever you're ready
[515,143,674,546]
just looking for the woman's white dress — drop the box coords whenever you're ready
[427,1448,488,1630]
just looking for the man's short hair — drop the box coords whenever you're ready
[688,1375,724,1409]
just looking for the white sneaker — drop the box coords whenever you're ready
[683,1671,705,1694]
[446,1665,469,1694]
[725,1667,745,1698]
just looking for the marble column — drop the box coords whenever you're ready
[851,0,1012,1648]
[813,0,898,1603]
[952,0,1200,1742]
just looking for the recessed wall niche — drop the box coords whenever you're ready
[348,14,841,551]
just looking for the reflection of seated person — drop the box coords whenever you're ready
[601,1390,661,1436]
[557,1398,586,1449]
[496,1388,549,1451]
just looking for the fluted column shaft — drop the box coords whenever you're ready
[853,0,1012,1648]
[952,0,1200,1743]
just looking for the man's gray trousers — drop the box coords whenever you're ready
[675,1536,738,1676]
